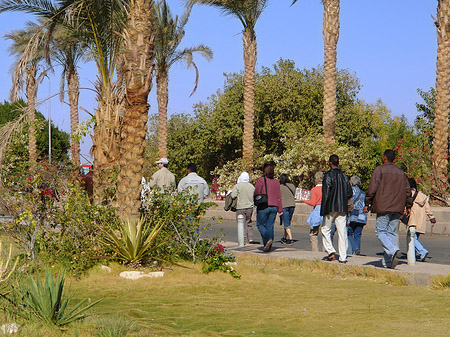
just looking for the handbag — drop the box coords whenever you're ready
[224,193,237,212]
[254,177,268,209]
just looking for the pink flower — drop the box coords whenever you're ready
[398,139,405,143]
[27,177,32,181]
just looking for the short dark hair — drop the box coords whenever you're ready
[163,163,168,168]
[329,154,339,166]
[279,173,290,185]
[263,163,274,179]
[187,163,197,172]
[383,149,395,162]
[408,177,417,190]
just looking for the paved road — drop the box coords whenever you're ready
[207,219,450,265]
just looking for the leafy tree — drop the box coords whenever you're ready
[188,0,269,167]
[0,99,70,162]
[146,59,400,183]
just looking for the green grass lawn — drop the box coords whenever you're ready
[27,255,447,337]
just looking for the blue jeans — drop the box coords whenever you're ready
[281,207,295,229]
[414,233,428,257]
[376,213,401,260]
[347,223,364,253]
[256,206,277,246]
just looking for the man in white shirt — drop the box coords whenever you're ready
[177,163,210,203]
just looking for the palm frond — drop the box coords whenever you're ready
[0,0,59,16]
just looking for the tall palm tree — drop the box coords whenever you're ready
[154,0,212,158]
[188,0,268,168]
[0,0,87,166]
[5,23,47,162]
[293,0,340,144]
[50,25,85,167]
[116,0,158,219]
[433,0,450,197]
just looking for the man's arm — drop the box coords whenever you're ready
[365,167,380,207]
[404,174,413,210]
[148,172,157,188]
[177,178,186,193]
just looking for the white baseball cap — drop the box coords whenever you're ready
[155,158,169,165]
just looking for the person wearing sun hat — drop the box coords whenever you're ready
[149,157,176,191]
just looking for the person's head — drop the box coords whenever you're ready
[328,154,339,168]
[315,171,324,185]
[237,172,250,184]
[186,163,197,173]
[382,149,395,163]
[262,163,274,179]
[155,158,169,168]
[408,177,417,190]
[279,174,290,185]
[350,175,361,187]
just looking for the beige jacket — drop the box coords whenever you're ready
[407,190,435,234]
[149,167,176,191]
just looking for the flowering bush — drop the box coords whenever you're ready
[202,244,240,279]
[212,134,374,190]
[0,161,116,275]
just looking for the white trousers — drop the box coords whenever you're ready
[322,212,348,262]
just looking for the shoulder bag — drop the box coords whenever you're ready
[254,177,269,210]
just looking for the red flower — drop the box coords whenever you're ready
[398,139,405,143]
[27,177,32,181]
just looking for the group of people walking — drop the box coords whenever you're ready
[150,150,436,269]
[229,149,436,269]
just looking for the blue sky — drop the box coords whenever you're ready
[0,1,437,163]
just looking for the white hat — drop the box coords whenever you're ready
[155,158,169,165]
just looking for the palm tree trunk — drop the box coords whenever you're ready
[322,0,340,144]
[67,67,80,167]
[90,83,123,203]
[156,71,169,158]
[26,65,37,162]
[117,0,156,220]
[433,0,450,197]
[242,28,257,168]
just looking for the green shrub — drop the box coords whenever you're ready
[99,217,165,266]
[9,268,100,328]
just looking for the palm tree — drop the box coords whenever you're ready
[154,0,212,158]
[293,0,340,144]
[116,0,158,219]
[188,0,268,168]
[0,0,87,167]
[50,25,85,167]
[5,23,47,162]
[433,0,450,198]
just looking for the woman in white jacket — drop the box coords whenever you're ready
[406,178,436,262]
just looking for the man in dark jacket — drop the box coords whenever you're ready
[321,154,353,263]
[364,149,413,269]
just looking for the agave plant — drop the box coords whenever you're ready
[13,268,100,327]
[100,217,165,265]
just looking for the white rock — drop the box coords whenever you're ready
[225,262,238,267]
[119,271,164,280]
[1,323,21,334]
[100,265,112,273]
